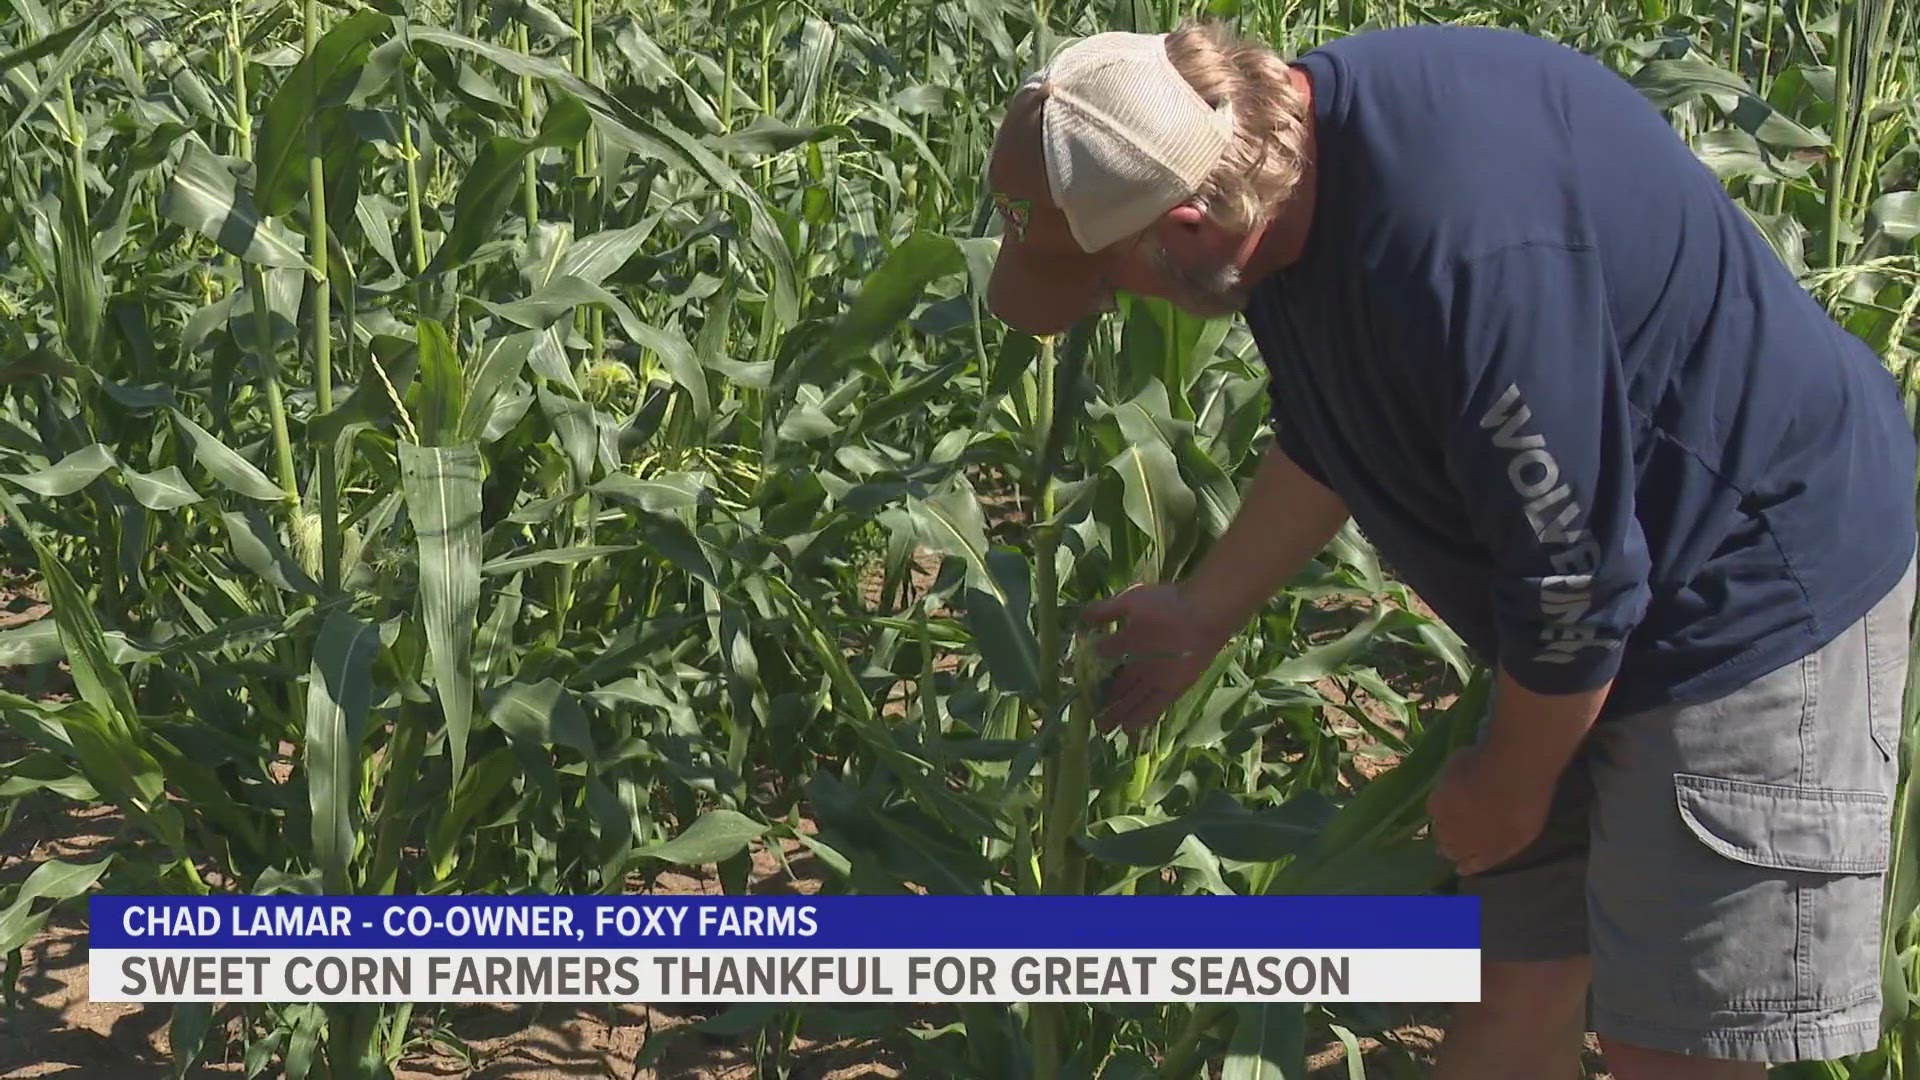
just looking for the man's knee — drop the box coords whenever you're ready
[1463,955,1591,1024]
[1434,957,1592,1080]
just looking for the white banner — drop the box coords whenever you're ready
[89,948,1479,1003]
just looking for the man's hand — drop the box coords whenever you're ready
[1428,668,1613,877]
[1077,448,1351,736]
[1079,583,1231,734]
[1426,743,1556,876]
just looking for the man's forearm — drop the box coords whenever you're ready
[1179,445,1350,641]
[1480,666,1611,791]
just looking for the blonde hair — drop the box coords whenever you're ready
[1163,20,1311,234]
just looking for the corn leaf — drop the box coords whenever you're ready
[481,544,634,576]
[413,318,464,446]
[305,609,379,894]
[902,476,997,597]
[474,572,524,680]
[1177,435,1241,540]
[706,118,844,155]
[3,442,116,497]
[0,856,113,954]
[1269,606,1391,683]
[845,358,968,439]
[553,222,655,286]
[1868,191,1920,244]
[427,746,527,880]
[488,678,594,761]
[424,96,590,275]
[399,442,484,786]
[808,772,997,893]
[1278,837,1456,896]
[219,510,320,594]
[50,700,169,831]
[122,466,201,511]
[457,330,539,442]
[1268,675,1488,894]
[631,514,718,586]
[590,472,711,511]
[484,275,709,420]
[764,575,869,723]
[0,770,98,802]
[810,231,963,386]
[495,0,577,41]
[160,139,309,269]
[1106,437,1197,580]
[536,386,599,485]
[1081,789,1337,867]
[285,1006,322,1079]
[255,11,393,217]
[966,549,1042,701]
[1629,53,1827,148]
[168,1002,214,1080]
[0,620,145,666]
[5,492,140,733]
[1222,1003,1306,1080]
[169,409,290,502]
[633,808,768,867]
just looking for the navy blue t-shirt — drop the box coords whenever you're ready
[1247,25,1917,715]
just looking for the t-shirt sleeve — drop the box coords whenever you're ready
[1435,242,1652,695]
[1269,411,1333,489]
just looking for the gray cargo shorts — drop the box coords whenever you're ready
[1459,557,1915,1063]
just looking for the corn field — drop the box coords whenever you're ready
[0,0,1915,1076]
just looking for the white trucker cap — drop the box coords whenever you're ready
[985,31,1237,334]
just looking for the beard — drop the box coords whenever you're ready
[1144,237,1250,318]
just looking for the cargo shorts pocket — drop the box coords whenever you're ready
[1674,773,1890,876]
[1666,772,1889,1012]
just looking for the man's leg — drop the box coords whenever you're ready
[1432,957,1591,1080]
[1439,737,1597,1079]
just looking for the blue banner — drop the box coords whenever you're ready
[89,895,1478,950]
